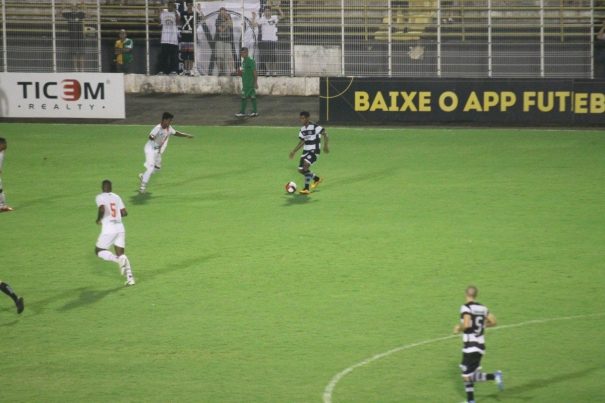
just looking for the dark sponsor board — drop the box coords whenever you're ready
[319,78,605,125]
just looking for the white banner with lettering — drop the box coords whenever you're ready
[0,73,125,119]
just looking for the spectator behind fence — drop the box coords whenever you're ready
[596,21,605,79]
[254,5,283,76]
[114,29,134,74]
[180,2,198,76]
[260,0,281,13]
[158,1,180,75]
[243,12,259,61]
[196,11,216,75]
[215,7,235,76]
[61,1,86,72]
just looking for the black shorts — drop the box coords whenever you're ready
[298,151,317,168]
[459,352,483,377]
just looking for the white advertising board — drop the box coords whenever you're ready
[0,73,125,119]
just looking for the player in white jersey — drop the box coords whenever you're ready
[0,137,14,212]
[95,180,135,285]
[453,286,504,403]
[288,111,329,195]
[138,112,193,194]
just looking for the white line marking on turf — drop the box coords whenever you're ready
[322,312,605,403]
[0,122,601,133]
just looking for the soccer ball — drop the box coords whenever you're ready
[285,181,297,194]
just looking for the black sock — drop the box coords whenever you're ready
[313,175,320,182]
[473,372,495,382]
[0,282,19,303]
[464,381,475,401]
[304,173,313,189]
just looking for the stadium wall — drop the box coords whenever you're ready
[123,74,319,96]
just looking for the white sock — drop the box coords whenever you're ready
[141,167,154,187]
[0,190,5,206]
[97,250,119,263]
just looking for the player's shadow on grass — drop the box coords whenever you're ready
[327,167,400,189]
[0,319,19,327]
[26,285,122,316]
[283,194,319,206]
[0,306,20,326]
[480,366,601,401]
[144,253,220,283]
[57,286,124,312]
[161,167,251,190]
[129,192,153,205]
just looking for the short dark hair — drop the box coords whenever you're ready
[162,112,174,120]
[102,179,112,190]
[300,111,310,118]
[0,137,6,145]
[240,47,248,52]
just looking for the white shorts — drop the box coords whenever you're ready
[144,142,162,170]
[96,232,126,249]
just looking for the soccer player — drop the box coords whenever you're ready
[138,112,193,194]
[95,180,135,286]
[288,111,329,195]
[235,47,258,117]
[0,137,14,212]
[453,286,504,403]
[0,281,24,314]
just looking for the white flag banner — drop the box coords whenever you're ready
[194,1,260,75]
[0,73,125,119]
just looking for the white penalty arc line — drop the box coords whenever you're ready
[322,312,605,403]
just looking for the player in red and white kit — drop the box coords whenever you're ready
[138,112,193,194]
[0,137,14,212]
[95,179,135,286]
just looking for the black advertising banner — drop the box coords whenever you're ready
[319,78,605,125]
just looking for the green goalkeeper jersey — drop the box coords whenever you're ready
[241,56,256,89]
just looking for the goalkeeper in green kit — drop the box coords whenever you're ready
[235,47,259,117]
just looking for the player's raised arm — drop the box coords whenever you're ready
[174,130,194,138]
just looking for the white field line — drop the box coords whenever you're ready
[323,312,605,403]
[0,122,601,134]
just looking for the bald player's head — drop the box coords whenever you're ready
[465,285,478,299]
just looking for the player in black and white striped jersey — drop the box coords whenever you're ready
[288,111,329,195]
[453,286,504,403]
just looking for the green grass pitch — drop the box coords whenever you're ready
[0,123,604,402]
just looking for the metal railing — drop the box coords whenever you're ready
[0,0,603,78]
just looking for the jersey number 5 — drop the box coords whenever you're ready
[110,202,117,218]
[474,316,485,334]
